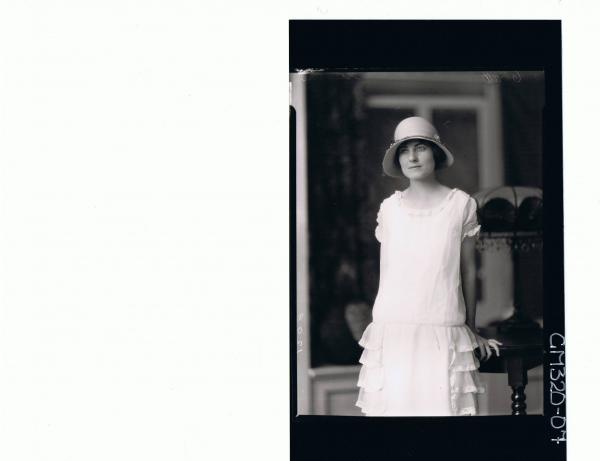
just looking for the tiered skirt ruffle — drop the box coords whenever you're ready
[356,322,485,416]
[356,323,387,415]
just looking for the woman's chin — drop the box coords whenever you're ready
[405,169,434,180]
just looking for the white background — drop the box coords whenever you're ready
[0,1,597,460]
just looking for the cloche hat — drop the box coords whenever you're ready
[382,116,454,177]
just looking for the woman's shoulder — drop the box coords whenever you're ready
[449,189,479,224]
[374,193,400,222]
[379,192,399,208]
[451,188,475,204]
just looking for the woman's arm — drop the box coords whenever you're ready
[461,236,503,359]
[460,236,477,330]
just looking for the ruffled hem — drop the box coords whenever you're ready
[448,326,486,415]
[355,322,486,416]
[356,387,386,415]
[462,224,481,241]
[457,406,478,416]
[355,323,385,415]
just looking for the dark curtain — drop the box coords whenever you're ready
[306,74,367,366]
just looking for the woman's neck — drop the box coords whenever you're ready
[403,178,450,207]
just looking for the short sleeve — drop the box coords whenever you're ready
[462,196,481,241]
[375,201,385,243]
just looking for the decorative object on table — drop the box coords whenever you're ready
[473,186,543,332]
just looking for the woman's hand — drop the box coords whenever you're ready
[468,326,503,362]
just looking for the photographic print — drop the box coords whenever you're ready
[290,20,564,461]
[293,69,544,417]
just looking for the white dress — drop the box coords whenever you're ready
[356,188,485,416]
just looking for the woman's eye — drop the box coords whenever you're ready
[416,145,426,151]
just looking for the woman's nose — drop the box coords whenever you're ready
[408,149,418,161]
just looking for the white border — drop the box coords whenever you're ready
[0,1,598,459]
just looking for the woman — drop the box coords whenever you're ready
[356,116,501,416]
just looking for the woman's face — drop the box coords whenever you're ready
[397,140,436,179]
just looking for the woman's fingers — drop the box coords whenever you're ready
[475,336,505,361]
[483,342,492,361]
[489,341,501,357]
[478,339,488,361]
[475,337,503,361]
[488,339,502,356]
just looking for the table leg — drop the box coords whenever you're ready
[510,386,527,415]
[506,357,528,416]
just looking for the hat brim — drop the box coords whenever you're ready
[382,136,454,178]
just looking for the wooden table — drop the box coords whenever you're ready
[477,326,543,416]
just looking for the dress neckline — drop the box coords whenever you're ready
[395,188,458,216]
